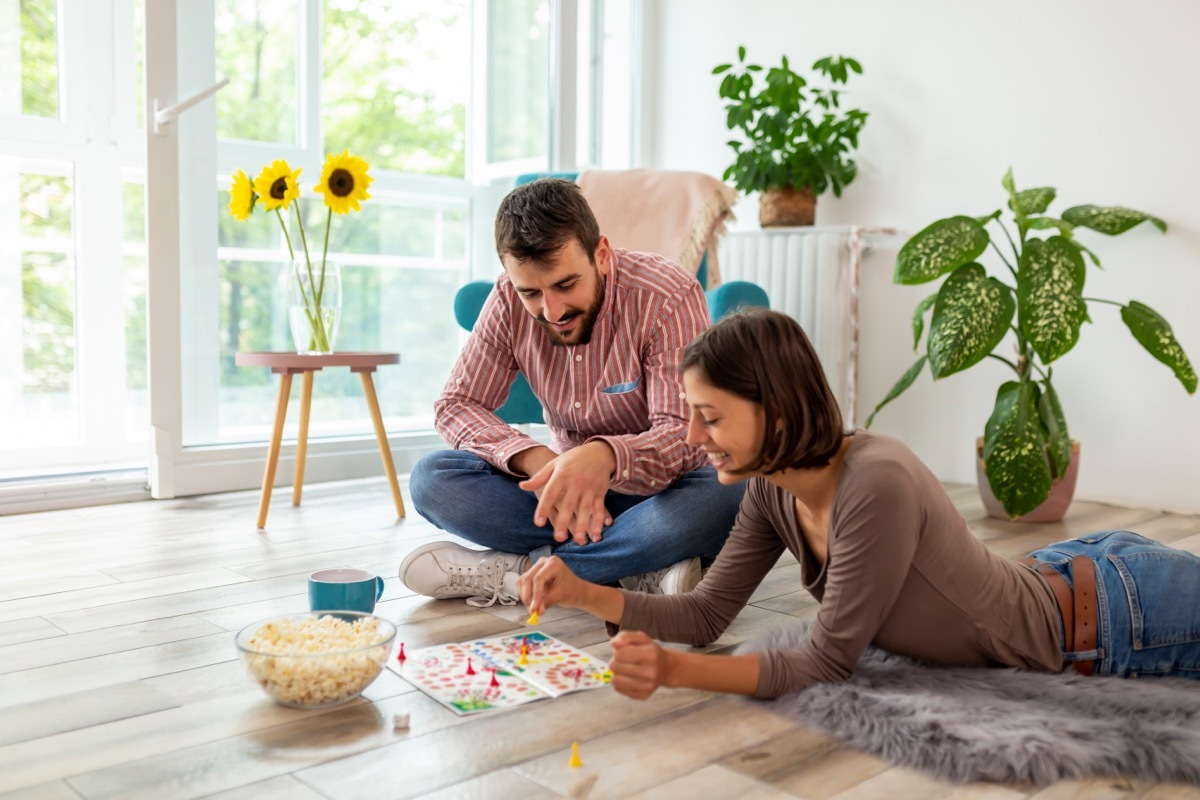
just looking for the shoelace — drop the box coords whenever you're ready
[623,569,663,594]
[455,556,519,608]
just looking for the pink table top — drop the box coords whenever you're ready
[234,352,400,370]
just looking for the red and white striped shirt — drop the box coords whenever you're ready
[435,248,711,495]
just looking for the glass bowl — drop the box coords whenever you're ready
[235,611,396,709]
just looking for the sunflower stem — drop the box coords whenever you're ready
[275,209,296,261]
[293,202,329,351]
[317,207,332,306]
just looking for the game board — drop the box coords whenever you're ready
[393,632,611,716]
[469,631,611,697]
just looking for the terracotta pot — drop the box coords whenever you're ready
[759,186,816,227]
[975,438,1081,523]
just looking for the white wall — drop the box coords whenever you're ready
[647,0,1200,513]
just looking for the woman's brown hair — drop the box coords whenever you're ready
[680,307,845,474]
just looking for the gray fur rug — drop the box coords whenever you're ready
[739,619,1200,785]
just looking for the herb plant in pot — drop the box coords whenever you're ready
[866,169,1196,520]
[714,48,868,227]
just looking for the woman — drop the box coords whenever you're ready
[518,308,1200,700]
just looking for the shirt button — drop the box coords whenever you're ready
[650,480,656,486]
[574,401,581,409]
[575,354,582,361]
[456,378,463,385]
[678,392,686,400]
[622,469,630,478]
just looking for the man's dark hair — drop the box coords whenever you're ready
[680,307,845,475]
[494,179,601,266]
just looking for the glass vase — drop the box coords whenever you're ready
[288,257,341,355]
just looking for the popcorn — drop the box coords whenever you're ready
[239,614,393,708]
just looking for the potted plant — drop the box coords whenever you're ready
[866,169,1196,519]
[714,47,868,227]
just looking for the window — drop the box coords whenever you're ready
[0,0,638,500]
[0,0,148,481]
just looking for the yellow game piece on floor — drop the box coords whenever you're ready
[526,610,539,625]
[569,741,583,768]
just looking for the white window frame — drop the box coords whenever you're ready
[146,0,613,498]
[0,0,147,477]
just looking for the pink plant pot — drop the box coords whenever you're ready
[975,439,1081,523]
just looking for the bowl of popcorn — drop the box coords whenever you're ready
[235,611,396,709]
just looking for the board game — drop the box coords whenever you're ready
[393,631,611,715]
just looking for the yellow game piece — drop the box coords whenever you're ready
[569,741,583,768]
[518,644,529,665]
[526,610,539,625]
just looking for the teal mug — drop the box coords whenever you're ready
[308,568,384,614]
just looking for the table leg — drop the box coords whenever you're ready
[358,371,406,519]
[257,372,294,529]
[293,369,314,506]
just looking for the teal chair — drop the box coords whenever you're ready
[455,172,769,425]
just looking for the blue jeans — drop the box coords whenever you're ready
[409,450,744,584]
[1025,531,1200,679]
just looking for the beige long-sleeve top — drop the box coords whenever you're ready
[618,430,1064,699]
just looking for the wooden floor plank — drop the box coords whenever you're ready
[0,476,1197,799]
[623,764,799,799]
[0,617,67,648]
[512,697,799,798]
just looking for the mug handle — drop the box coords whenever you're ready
[375,575,385,602]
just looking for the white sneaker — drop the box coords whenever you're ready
[399,541,529,608]
[620,557,702,595]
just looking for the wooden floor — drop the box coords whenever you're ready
[3,479,1200,800]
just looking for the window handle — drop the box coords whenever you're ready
[152,77,231,136]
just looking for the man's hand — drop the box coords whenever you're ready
[518,441,615,544]
[609,631,673,700]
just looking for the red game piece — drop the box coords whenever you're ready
[396,642,406,662]
[465,658,476,675]
[489,669,500,688]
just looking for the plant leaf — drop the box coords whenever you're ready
[1061,205,1167,235]
[1025,216,1074,235]
[974,209,1002,227]
[713,63,732,74]
[894,216,989,285]
[1120,300,1198,393]
[1037,378,1071,478]
[1010,187,1056,216]
[911,293,937,350]
[1001,168,1016,195]
[1018,236,1088,364]
[864,356,927,429]
[983,381,1053,518]
[928,264,1015,379]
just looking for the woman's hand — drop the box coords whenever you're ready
[518,555,590,615]
[609,630,672,700]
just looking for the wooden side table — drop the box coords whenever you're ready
[234,352,406,528]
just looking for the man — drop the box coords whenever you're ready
[400,179,744,607]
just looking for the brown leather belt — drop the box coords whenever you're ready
[1018,555,1099,676]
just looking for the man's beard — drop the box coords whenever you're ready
[536,276,605,347]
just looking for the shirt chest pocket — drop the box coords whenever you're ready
[595,375,648,426]
[601,377,641,395]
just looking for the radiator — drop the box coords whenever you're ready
[717,226,895,427]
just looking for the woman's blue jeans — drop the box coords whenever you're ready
[409,450,745,584]
[1025,531,1200,679]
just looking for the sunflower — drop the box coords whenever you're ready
[313,151,372,215]
[253,159,302,212]
[227,169,256,221]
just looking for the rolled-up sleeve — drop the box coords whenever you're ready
[433,285,541,473]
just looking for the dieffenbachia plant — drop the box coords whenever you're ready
[866,168,1196,518]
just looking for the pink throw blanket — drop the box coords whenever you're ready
[577,169,737,288]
